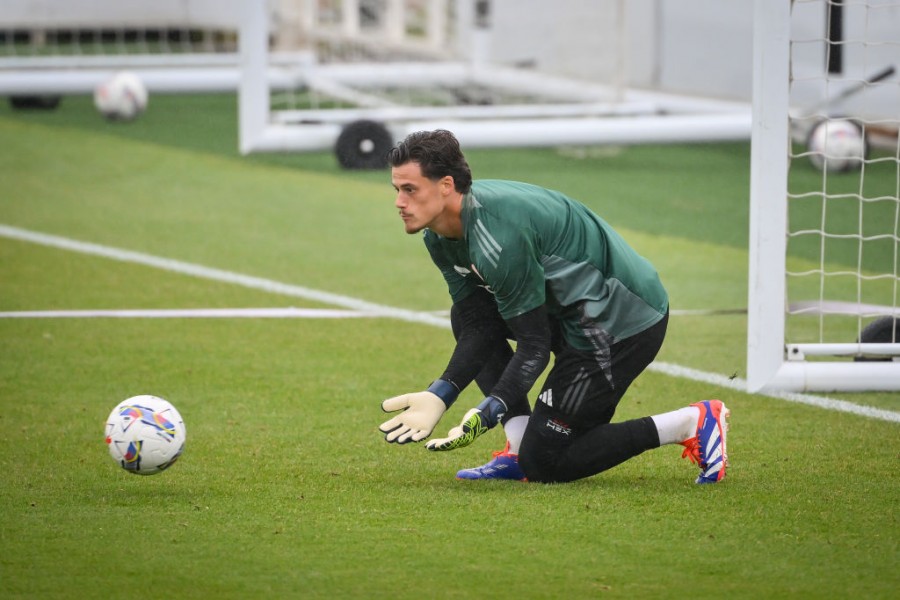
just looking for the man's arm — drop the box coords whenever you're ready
[426,304,552,451]
[379,289,510,444]
[438,287,512,392]
[488,304,552,409]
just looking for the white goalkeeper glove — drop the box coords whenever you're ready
[425,396,507,451]
[379,380,459,444]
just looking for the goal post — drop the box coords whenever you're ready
[747,0,792,393]
[747,0,900,393]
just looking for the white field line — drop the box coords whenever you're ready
[0,224,450,329]
[2,223,898,423]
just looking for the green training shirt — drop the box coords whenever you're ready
[424,180,668,352]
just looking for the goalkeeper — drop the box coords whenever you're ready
[378,129,730,484]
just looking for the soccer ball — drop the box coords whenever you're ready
[806,119,867,172]
[105,395,186,475]
[93,71,148,121]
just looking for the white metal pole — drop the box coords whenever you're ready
[426,0,448,48]
[238,0,270,155]
[470,0,492,68]
[768,362,900,393]
[384,0,405,43]
[747,0,792,392]
[342,0,360,37]
[613,0,626,104]
[300,0,317,35]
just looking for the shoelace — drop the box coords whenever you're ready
[679,437,701,465]
[492,441,514,458]
[482,443,527,482]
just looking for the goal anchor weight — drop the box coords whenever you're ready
[334,120,393,170]
[855,317,900,362]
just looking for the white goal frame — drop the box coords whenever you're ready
[0,1,753,155]
[747,0,900,393]
[237,1,752,155]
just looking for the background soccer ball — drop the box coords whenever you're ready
[93,71,148,121]
[105,395,186,475]
[806,119,867,172]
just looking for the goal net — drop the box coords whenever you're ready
[748,0,900,392]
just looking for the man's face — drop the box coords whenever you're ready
[391,161,453,235]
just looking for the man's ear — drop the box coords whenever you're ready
[440,175,456,195]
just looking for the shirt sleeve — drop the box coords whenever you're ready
[438,288,511,394]
[488,304,552,408]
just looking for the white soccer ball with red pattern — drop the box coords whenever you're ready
[105,395,186,475]
[93,71,148,121]
[806,119,866,172]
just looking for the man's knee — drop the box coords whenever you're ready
[518,448,555,483]
[519,448,581,484]
[518,412,577,483]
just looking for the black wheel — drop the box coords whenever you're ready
[854,316,899,362]
[334,120,392,170]
[9,95,62,110]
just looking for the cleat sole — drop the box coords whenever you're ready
[720,403,730,469]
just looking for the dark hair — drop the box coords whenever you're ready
[388,129,473,194]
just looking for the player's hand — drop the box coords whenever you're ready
[425,408,489,451]
[379,391,447,444]
[425,395,507,451]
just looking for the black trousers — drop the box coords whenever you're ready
[518,313,669,483]
[451,303,668,483]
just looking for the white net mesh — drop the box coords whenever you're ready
[785,0,899,356]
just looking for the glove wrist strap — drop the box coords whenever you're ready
[427,379,460,408]
[476,395,508,428]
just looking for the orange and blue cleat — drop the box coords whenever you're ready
[456,441,527,481]
[681,400,730,484]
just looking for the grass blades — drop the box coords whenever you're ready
[2,312,897,598]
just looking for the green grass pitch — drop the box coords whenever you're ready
[1,93,898,598]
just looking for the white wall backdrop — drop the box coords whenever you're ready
[468,0,897,118]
